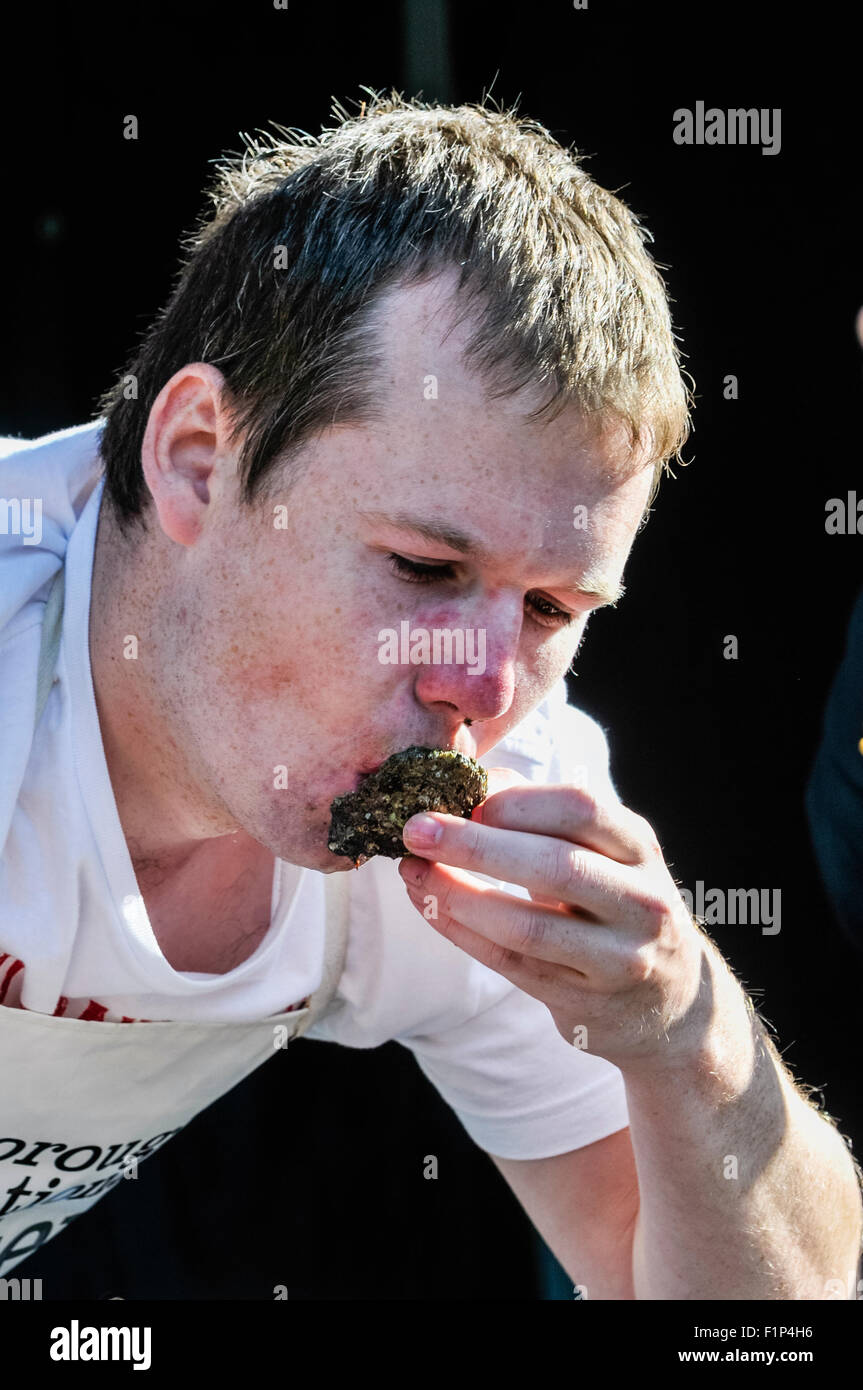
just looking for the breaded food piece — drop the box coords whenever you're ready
[328,746,488,865]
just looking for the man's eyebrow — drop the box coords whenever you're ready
[356,508,626,608]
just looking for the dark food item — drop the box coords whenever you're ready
[328,746,488,865]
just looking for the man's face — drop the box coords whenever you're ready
[147,272,654,872]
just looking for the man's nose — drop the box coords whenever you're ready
[411,608,520,723]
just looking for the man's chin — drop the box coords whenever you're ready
[268,836,358,873]
[256,806,368,872]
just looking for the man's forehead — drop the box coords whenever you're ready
[371,268,483,356]
[370,272,559,421]
[367,271,654,476]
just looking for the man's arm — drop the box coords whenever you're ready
[399,775,863,1300]
[624,938,863,1300]
[491,946,863,1301]
[489,1127,640,1300]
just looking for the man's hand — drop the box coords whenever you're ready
[399,767,863,1298]
[398,767,712,1072]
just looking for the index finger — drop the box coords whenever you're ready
[475,777,649,866]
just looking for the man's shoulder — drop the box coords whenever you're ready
[0,417,105,461]
[0,419,105,520]
[0,419,105,645]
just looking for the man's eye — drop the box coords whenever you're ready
[386,553,453,583]
[385,553,574,628]
[526,595,575,628]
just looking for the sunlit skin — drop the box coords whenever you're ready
[86,269,863,1298]
[90,267,713,1063]
[87,262,711,1065]
[90,267,652,891]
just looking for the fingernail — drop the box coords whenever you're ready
[400,855,429,884]
[403,814,442,847]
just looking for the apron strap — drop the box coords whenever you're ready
[35,565,65,731]
[293,868,350,1036]
[32,557,349,1028]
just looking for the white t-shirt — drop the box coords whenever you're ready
[0,420,629,1160]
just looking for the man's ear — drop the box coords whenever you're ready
[140,362,235,548]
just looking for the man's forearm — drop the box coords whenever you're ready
[622,938,863,1300]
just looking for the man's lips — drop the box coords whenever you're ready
[357,760,385,777]
[345,759,386,796]
[353,735,480,787]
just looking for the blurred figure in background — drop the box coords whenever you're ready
[804,306,863,955]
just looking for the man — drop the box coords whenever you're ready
[1,92,861,1298]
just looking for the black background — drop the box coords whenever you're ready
[3,0,861,1299]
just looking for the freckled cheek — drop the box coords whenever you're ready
[214,596,390,707]
[206,614,297,701]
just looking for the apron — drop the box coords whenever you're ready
[0,564,350,1277]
